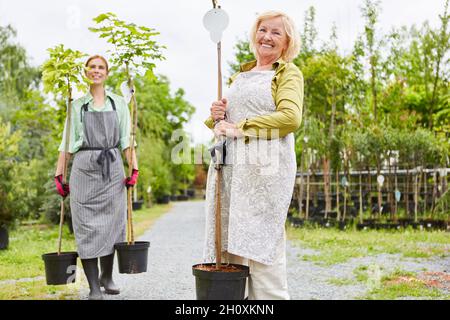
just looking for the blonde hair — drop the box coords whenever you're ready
[85,55,109,73]
[249,11,301,62]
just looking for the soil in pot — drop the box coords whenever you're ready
[42,252,78,285]
[192,263,250,300]
[115,241,150,274]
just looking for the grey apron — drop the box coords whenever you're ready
[69,97,126,259]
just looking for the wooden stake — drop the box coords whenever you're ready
[214,41,223,269]
[126,63,137,245]
[58,84,72,255]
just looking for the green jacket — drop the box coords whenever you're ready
[205,59,304,139]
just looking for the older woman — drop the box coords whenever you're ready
[54,55,138,300]
[203,11,303,300]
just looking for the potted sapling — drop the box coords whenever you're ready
[192,2,249,300]
[90,12,164,273]
[41,45,88,285]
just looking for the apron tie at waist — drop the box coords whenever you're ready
[79,145,119,182]
[97,147,117,182]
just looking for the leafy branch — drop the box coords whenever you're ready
[41,44,89,100]
[89,12,165,77]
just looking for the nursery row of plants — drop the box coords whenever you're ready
[232,1,450,231]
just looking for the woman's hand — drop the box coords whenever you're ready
[210,98,227,122]
[54,175,70,198]
[213,120,244,139]
[125,169,139,188]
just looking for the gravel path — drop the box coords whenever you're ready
[78,201,449,300]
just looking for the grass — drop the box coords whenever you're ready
[362,269,450,300]
[326,266,450,299]
[327,277,356,286]
[0,225,77,281]
[287,226,450,266]
[0,279,80,300]
[0,203,172,300]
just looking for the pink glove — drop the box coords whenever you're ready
[125,169,139,188]
[55,175,70,198]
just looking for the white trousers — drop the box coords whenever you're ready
[225,230,290,300]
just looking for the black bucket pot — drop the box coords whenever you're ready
[338,221,349,230]
[192,263,250,300]
[42,252,78,285]
[357,223,371,230]
[132,200,144,211]
[0,226,9,250]
[115,241,150,274]
[157,195,170,204]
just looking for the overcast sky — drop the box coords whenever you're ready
[0,0,445,144]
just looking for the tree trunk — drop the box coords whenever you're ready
[388,155,394,218]
[431,167,437,215]
[359,172,363,223]
[405,168,410,217]
[371,58,378,122]
[306,169,311,220]
[423,168,428,217]
[323,157,332,216]
[394,163,398,221]
[367,166,372,216]
[298,150,305,217]
[414,171,419,223]
[336,169,340,221]
[377,158,382,219]
[344,157,350,221]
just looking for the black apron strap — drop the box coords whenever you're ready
[80,103,89,123]
[80,96,116,123]
[108,96,116,111]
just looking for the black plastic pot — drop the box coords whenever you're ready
[132,200,144,211]
[0,226,9,250]
[177,195,189,201]
[398,218,414,227]
[192,263,250,300]
[115,241,150,274]
[187,189,196,198]
[157,195,170,204]
[42,252,78,285]
[410,222,424,230]
[357,223,371,230]
[321,219,336,228]
[338,221,348,230]
[289,217,304,228]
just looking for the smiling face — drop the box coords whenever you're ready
[255,16,289,63]
[85,57,108,85]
